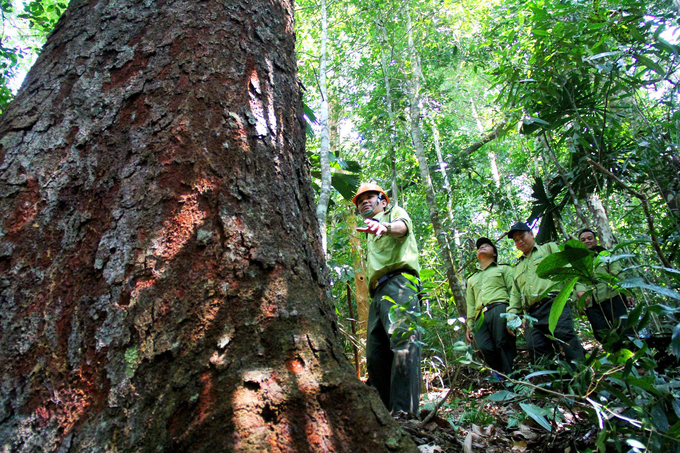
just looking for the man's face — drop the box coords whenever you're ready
[579,231,598,250]
[356,192,386,218]
[476,243,496,261]
[512,230,535,256]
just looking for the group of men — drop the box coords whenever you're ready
[467,224,632,376]
[351,182,631,416]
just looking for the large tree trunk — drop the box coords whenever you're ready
[0,1,416,452]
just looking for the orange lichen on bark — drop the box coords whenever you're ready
[285,357,304,374]
[157,192,209,261]
[3,178,40,233]
[196,372,215,423]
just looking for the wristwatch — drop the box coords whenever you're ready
[381,222,391,234]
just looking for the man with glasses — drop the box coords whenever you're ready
[353,182,421,415]
[506,222,585,365]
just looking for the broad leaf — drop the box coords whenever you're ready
[549,277,578,336]
[486,390,518,401]
[672,323,680,358]
[619,278,680,301]
[519,402,552,431]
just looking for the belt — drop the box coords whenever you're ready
[483,302,507,313]
[528,292,558,312]
[372,269,419,296]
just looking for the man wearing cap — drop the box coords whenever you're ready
[575,228,632,347]
[506,222,585,364]
[465,237,516,376]
[353,182,421,414]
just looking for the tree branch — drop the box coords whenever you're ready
[458,121,509,158]
[587,158,672,268]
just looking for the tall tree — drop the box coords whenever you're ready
[404,6,466,317]
[0,1,416,451]
[315,0,332,255]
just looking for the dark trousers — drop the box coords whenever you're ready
[586,294,631,346]
[525,299,585,364]
[473,303,517,375]
[367,274,421,414]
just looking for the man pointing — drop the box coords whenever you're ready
[353,183,421,415]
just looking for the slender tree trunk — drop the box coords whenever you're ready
[427,110,454,224]
[470,99,501,188]
[0,1,416,451]
[425,107,462,276]
[404,9,466,317]
[585,191,615,249]
[378,24,399,205]
[346,209,370,376]
[315,0,332,255]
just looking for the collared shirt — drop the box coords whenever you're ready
[465,262,513,329]
[365,206,420,291]
[508,242,561,314]
[574,247,623,307]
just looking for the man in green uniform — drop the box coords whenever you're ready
[506,222,585,364]
[353,182,421,414]
[575,228,632,347]
[465,237,516,376]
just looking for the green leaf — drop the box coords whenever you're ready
[303,102,318,123]
[626,439,646,450]
[520,402,552,431]
[611,239,651,253]
[549,277,578,336]
[486,390,518,401]
[419,268,435,280]
[633,54,664,75]
[650,405,669,433]
[672,323,680,358]
[523,115,550,126]
[619,278,680,301]
[536,240,592,279]
[330,172,360,201]
[525,370,559,379]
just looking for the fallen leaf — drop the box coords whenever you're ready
[472,424,485,436]
[464,432,473,453]
[512,424,537,441]
[418,445,443,453]
[512,439,528,451]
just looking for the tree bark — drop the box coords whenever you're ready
[585,191,615,249]
[0,1,416,451]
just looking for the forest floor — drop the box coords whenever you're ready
[398,346,602,453]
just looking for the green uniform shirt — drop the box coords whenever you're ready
[574,247,623,307]
[365,206,420,292]
[509,242,561,315]
[465,262,513,330]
